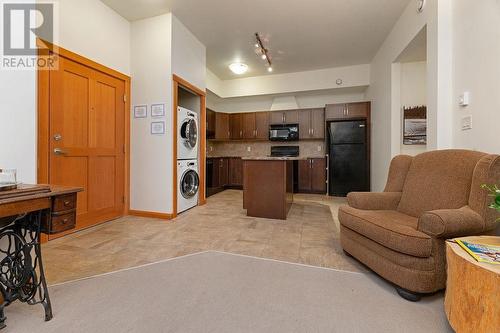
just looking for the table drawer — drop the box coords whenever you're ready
[48,211,76,234]
[52,193,77,212]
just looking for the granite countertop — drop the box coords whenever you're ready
[241,156,309,161]
[208,155,326,160]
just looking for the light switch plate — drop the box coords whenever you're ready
[461,115,472,130]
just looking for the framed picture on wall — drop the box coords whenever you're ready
[151,121,165,135]
[151,104,165,117]
[403,106,427,145]
[134,105,148,118]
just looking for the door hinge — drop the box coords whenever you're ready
[122,196,125,204]
[123,94,127,103]
[123,144,126,153]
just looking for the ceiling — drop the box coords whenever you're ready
[101,0,412,79]
[396,26,427,63]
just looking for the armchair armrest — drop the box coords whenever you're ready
[347,192,402,210]
[418,206,485,238]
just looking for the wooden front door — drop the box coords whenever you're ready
[48,56,125,238]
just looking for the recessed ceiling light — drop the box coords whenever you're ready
[267,67,273,72]
[229,63,248,75]
[261,54,267,60]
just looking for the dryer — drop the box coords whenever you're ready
[177,159,199,213]
[178,106,198,160]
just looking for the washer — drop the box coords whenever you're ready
[177,159,199,213]
[177,106,198,160]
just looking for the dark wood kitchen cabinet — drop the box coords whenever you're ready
[230,113,243,140]
[228,157,243,187]
[215,112,230,140]
[207,108,216,139]
[326,102,370,120]
[242,113,256,139]
[298,158,327,193]
[255,112,269,140]
[218,158,229,187]
[299,108,325,140]
[269,110,299,125]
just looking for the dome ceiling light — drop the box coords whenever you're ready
[229,62,249,75]
[254,33,273,73]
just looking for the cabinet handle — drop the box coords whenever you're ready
[240,130,242,137]
[346,105,349,116]
[63,200,71,206]
[311,128,314,136]
[255,129,258,137]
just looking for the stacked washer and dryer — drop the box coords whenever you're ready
[177,106,200,213]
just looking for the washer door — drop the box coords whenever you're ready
[180,118,198,149]
[180,169,199,199]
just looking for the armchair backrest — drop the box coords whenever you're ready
[468,154,500,231]
[392,150,487,217]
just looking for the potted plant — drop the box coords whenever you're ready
[481,184,500,218]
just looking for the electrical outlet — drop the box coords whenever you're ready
[209,146,213,152]
[317,145,322,152]
[247,146,252,152]
[461,115,472,130]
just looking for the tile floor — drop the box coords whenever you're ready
[43,190,367,285]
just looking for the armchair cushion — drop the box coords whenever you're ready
[339,205,432,258]
[347,192,402,211]
[418,206,485,238]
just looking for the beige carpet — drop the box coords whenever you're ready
[4,251,452,333]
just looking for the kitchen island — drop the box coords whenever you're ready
[242,157,299,220]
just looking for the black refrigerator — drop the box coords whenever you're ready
[328,120,369,196]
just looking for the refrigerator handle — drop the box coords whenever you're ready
[326,154,330,194]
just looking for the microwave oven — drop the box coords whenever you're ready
[269,124,299,141]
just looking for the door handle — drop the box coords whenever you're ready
[53,148,67,155]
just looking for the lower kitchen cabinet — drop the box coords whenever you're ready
[298,158,327,194]
[228,157,243,187]
[206,157,243,197]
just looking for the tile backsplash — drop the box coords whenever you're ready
[207,140,325,158]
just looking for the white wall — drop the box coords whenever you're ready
[451,0,500,154]
[172,15,207,90]
[0,0,131,184]
[365,0,453,191]
[208,88,366,113]
[400,61,427,156]
[130,14,173,214]
[130,14,206,214]
[208,64,370,98]
[55,0,131,74]
[0,70,36,183]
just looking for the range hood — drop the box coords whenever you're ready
[270,96,299,110]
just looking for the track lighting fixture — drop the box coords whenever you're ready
[255,33,273,73]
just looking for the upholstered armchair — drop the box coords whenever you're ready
[338,150,500,301]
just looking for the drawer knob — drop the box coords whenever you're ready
[64,200,71,206]
[62,218,69,224]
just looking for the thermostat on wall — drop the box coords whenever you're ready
[459,92,470,106]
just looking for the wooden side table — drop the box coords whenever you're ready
[444,237,500,333]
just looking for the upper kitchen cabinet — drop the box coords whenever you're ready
[255,112,269,140]
[299,108,325,140]
[207,108,216,140]
[326,102,370,120]
[230,113,243,140]
[269,110,299,125]
[242,113,256,139]
[214,112,230,140]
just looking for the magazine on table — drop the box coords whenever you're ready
[454,236,500,265]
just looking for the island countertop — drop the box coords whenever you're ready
[241,156,309,161]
